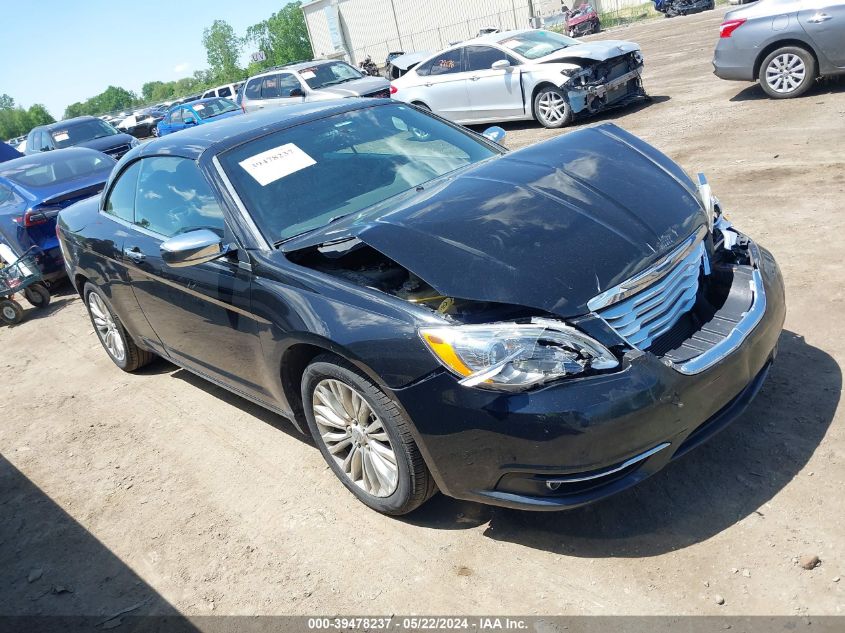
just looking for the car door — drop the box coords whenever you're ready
[464,45,524,120]
[256,73,305,109]
[800,0,845,67]
[121,155,269,400]
[413,48,473,121]
[181,106,199,129]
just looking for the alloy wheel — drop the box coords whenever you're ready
[537,91,568,125]
[88,293,125,363]
[312,378,399,497]
[765,53,806,94]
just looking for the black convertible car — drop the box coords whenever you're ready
[58,100,785,515]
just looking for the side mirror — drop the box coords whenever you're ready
[160,229,226,268]
[491,59,511,70]
[184,117,196,125]
[482,126,506,143]
[289,88,305,97]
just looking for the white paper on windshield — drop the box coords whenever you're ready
[193,104,205,110]
[501,39,520,49]
[239,143,316,186]
[53,132,70,142]
[300,70,316,79]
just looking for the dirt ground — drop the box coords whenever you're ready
[2,7,844,621]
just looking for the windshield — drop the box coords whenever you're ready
[50,119,118,148]
[496,30,579,59]
[219,103,499,243]
[299,62,364,90]
[193,98,239,120]
[1,151,113,188]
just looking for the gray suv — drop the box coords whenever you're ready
[239,60,391,113]
[713,0,845,98]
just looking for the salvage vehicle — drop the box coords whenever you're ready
[58,101,785,515]
[155,98,241,137]
[567,4,601,37]
[1,148,114,284]
[713,0,845,98]
[26,116,139,161]
[386,51,431,80]
[240,60,391,113]
[390,29,646,128]
[653,0,715,17]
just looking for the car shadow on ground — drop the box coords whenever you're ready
[403,331,840,556]
[730,75,845,102]
[0,456,197,629]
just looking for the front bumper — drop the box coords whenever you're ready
[393,245,786,511]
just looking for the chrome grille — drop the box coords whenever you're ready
[591,233,706,350]
[104,144,131,159]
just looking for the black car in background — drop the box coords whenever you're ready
[57,101,785,516]
[26,116,139,160]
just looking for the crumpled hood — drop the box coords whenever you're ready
[284,123,707,318]
[537,40,640,63]
[319,76,391,97]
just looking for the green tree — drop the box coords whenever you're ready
[244,2,312,71]
[202,20,243,83]
[26,104,54,127]
[142,81,165,102]
[0,94,14,110]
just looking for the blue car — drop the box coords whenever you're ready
[156,97,242,137]
[0,142,23,163]
[0,148,114,283]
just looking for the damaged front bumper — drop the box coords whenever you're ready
[566,66,646,115]
[391,237,786,511]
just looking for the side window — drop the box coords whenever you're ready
[244,78,261,99]
[217,86,232,98]
[182,107,196,123]
[465,46,517,72]
[278,74,302,97]
[170,108,183,124]
[427,48,464,76]
[104,161,142,222]
[134,156,225,238]
[260,75,281,98]
[202,90,215,98]
[0,183,15,205]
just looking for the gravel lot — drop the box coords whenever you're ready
[2,7,844,620]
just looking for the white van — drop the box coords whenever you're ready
[200,82,244,100]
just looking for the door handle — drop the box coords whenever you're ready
[808,12,832,22]
[470,76,480,81]
[424,82,433,87]
[123,247,145,263]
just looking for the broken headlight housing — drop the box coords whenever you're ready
[419,318,618,391]
[696,172,720,232]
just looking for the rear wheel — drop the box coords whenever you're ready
[534,86,573,128]
[0,299,23,325]
[84,283,154,372]
[302,355,436,515]
[24,283,50,309]
[759,46,816,99]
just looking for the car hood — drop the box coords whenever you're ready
[317,76,391,97]
[75,133,135,152]
[283,123,707,318]
[536,40,640,63]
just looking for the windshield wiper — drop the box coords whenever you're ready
[274,213,354,247]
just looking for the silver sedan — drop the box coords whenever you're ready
[713,0,845,98]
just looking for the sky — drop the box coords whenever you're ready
[0,0,291,118]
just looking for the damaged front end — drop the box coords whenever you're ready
[561,50,647,115]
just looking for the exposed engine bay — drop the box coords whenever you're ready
[560,51,647,114]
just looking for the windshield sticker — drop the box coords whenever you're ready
[238,143,316,186]
[193,104,205,110]
[501,39,520,49]
[299,70,316,80]
[52,132,70,142]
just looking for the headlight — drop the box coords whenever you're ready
[130,137,140,147]
[419,318,618,391]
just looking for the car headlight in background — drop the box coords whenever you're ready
[420,318,618,391]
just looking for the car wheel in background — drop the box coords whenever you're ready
[23,283,50,309]
[0,299,23,325]
[534,86,573,129]
[302,354,436,515]
[759,46,816,99]
[83,283,154,372]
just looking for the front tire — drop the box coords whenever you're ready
[534,86,573,129]
[759,46,816,99]
[302,355,435,515]
[84,283,154,372]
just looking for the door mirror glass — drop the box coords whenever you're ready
[491,59,511,69]
[160,229,226,268]
[289,87,305,97]
[184,116,196,125]
[482,126,506,143]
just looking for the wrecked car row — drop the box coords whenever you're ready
[58,100,785,515]
[389,29,647,128]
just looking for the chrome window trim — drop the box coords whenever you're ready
[545,442,670,488]
[212,155,270,252]
[587,224,708,312]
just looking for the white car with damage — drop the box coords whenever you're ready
[389,29,646,129]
